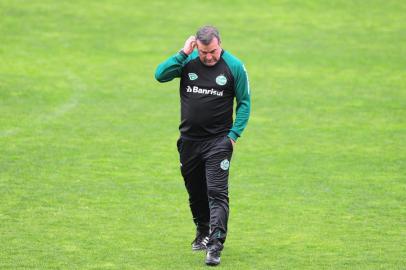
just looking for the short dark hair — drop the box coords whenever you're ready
[196,25,221,45]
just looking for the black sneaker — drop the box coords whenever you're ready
[205,241,223,266]
[191,232,209,251]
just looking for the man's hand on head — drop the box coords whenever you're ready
[183,36,196,55]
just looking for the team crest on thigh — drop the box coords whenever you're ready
[220,159,230,170]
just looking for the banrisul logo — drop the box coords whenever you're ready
[220,159,230,170]
[186,85,223,97]
[188,73,198,81]
[216,74,227,86]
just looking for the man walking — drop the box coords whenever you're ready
[154,25,250,266]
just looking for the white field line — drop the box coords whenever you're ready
[0,71,86,137]
[0,128,21,137]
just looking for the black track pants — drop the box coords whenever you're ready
[177,135,233,244]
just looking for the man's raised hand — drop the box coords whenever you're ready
[183,36,196,55]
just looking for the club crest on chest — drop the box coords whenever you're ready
[216,74,227,86]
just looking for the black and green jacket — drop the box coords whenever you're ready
[155,49,250,141]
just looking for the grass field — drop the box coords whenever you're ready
[1,0,405,269]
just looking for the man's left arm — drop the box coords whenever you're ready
[228,64,251,142]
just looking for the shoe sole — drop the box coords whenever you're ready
[205,259,220,266]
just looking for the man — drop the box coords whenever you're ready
[155,25,250,266]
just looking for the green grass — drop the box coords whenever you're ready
[1,0,405,269]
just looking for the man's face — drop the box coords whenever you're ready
[196,37,222,66]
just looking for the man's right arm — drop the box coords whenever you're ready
[155,36,196,83]
[154,51,188,82]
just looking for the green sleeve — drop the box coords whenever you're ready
[228,63,251,141]
[154,51,188,82]
[222,51,251,141]
[155,51,199,82]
